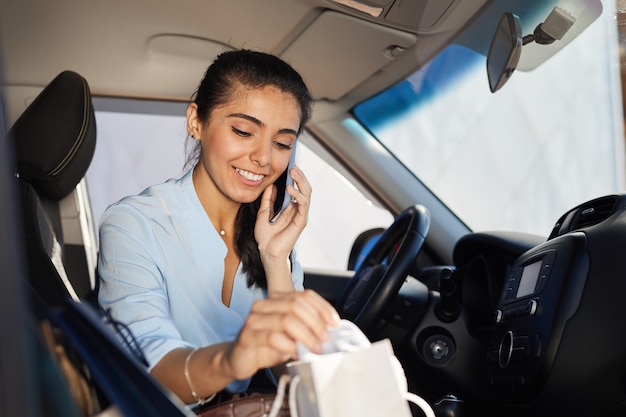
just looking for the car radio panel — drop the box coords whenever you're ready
[487,232,589,400]
[502,250,555,302]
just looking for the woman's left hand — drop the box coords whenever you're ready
[224,290,340,380]
[255,165,311,267]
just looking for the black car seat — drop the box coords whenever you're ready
[5,73,191,416]
[8,70,98,307]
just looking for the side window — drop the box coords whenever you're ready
[294,135,393,270]
[86,102,393,272]
[86,108,188,228]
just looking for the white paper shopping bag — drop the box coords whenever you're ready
[286,336,413,417]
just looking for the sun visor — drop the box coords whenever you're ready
[281,11,416,101]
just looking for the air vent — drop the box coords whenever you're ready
[570,196,618,230]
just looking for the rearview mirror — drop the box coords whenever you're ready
[487,12,522,93]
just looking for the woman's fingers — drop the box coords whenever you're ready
[257,183,277,222]
[254,166,313,264]
[245,308,322,355]
[252,290,339,327]
[228,315,302,378]
[228,292,341,379]
[244,290,340,354]
[286,166,310,221]
[289,165,312,202]
[257,165,310,224]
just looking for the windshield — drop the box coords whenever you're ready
[354,9,624,237]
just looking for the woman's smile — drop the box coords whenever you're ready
[235,167,266,183]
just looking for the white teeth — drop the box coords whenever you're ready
[236,168,264,181]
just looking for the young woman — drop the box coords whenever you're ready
[97,49,339,406]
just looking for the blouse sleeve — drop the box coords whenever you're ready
[97,203,193,371]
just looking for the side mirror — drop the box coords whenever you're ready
[487,12,522,93]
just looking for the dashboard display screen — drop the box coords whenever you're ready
[516,259,542,298]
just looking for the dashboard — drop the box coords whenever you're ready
[393,194,626,416]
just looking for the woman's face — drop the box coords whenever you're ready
[190,85,301,204]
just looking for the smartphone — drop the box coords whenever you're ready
[270,145,297,224]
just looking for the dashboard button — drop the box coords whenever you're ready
[495,309,503,323]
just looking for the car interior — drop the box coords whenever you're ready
[2,0,625,416]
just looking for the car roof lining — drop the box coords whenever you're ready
[3,0,599,127]
[0,0,493,124]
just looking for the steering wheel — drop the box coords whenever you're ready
[336,204,430,334]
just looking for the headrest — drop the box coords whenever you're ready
[9,70,97,200]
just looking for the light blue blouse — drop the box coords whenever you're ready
[97,170,304,393]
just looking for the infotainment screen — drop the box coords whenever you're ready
[516,259,542,298]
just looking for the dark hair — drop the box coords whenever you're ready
[186,49,313,290]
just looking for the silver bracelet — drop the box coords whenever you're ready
[183,348,216,406]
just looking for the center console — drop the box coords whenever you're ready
[486,194,626,414]
[487,232,589,399]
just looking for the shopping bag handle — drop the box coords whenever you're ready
[269,374,436,417]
